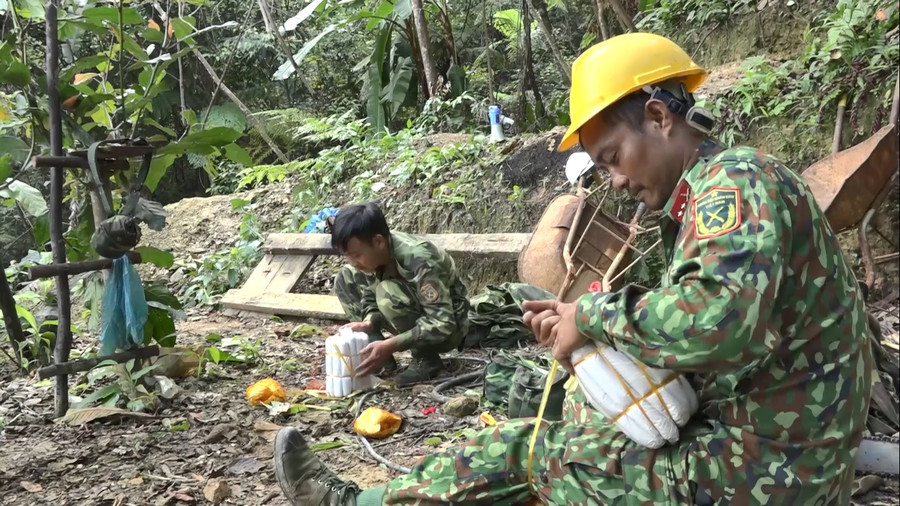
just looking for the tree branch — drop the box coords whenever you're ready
[191,48,290,164]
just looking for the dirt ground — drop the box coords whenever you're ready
[0,310,495,506]
[0,305,898,506]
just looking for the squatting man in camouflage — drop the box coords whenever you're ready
[330,202,469,386]
[272,33,874,505]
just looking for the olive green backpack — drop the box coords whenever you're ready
[482,349,569,421]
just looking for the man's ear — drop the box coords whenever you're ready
[372,234,388,250]
[644,98,674,137]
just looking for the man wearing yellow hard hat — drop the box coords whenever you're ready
[272,33,872,505]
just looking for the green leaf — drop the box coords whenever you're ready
[224,143,253,166]
[392,0,412,20]
[205,103,246,131]
[0,136,28,163]
[141,117,176,136]
[15,305,38,333]
[0,181,47,217]
[145,154,176,192]
[14,0,44,20]
[205,347,243,364]
[165,419,191,431]
[272,24,338,80]
[171,17,194,40]
[82,7,143,26]
[119,33,149,61]
[282,0,325,32]
[365,1,395,30]
[74,383,122,409]
[144,283,183,310]
[158,127,243,156]
[310,441,344,452]
[142,26,164,43]
[32,213,49,247]
[230,198,250,210]
[381,56,414,118]
[424,436,443,446]
[366,25,392,133]
[130,362,160,381]
[144,306,176,348]
[205,333,223,343]
[0,154,13,183]
[135,246,174,268]
[0,59,30,87]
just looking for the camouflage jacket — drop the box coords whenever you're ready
[359,232,469,351]
[574,140,873,504]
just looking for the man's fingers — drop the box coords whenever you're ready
[539,315,561,346]
[528,309,556,341]
[356,355,376,377]
[523,299,558,315]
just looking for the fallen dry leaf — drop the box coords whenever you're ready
[203,479,231,504]
[129,477,144,486]
[55,407,155,426]
[20,481,42,493]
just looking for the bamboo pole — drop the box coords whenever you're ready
[37,345,160,380]
[45,0,74,417]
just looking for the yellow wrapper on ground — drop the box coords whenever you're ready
[246,378,287,405]
[479,412,497,426]
[353,407,402,438]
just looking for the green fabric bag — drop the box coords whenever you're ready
[465,283,555,349]
[482,349,569,421]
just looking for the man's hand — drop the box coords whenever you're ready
[523,300,588,375]
[342,320,373,334]
[356,338,397,377]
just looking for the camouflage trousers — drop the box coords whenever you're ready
[363,379,854,505]
[374,380,692,506]
[334,266,464,357]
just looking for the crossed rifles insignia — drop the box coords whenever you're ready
[693,187,742,239]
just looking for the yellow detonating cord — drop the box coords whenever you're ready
[526,359,560,496]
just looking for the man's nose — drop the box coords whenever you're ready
[610,173,629,191]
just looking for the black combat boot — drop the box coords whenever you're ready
[274,427,360,505]
[393,353,443,386]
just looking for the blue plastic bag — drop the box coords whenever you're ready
[100,256,149,355]
[303,207,339,234]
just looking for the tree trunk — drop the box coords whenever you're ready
[257,0,317,99]
[483,2,495,102]
[524,0,571,84]
[606,0,636,32]
[0,256,30,369]
[520,0,544,122]
[593,0,610,41]
[410,0,440,98]
[45,0,74,418]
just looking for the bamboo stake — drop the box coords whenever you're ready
[45,0,74,417]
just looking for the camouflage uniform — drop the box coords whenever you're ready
[357,141,874,505]
[334,231,470,356]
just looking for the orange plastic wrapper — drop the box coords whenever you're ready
[479,412,497,427]
[246,378,287,405]
[353,407,402,439]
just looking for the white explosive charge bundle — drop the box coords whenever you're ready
[571,342,699,449]
[325,329,380,397]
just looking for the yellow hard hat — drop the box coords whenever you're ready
[558,32,708,152]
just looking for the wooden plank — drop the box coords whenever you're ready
[220,290,347,320]
[264,255,316,293]
[265,233,531,259]
[241,254,280,293]
[240,254,315,294]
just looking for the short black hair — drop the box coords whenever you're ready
[330,201,391,251]
[600,90,652,132]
